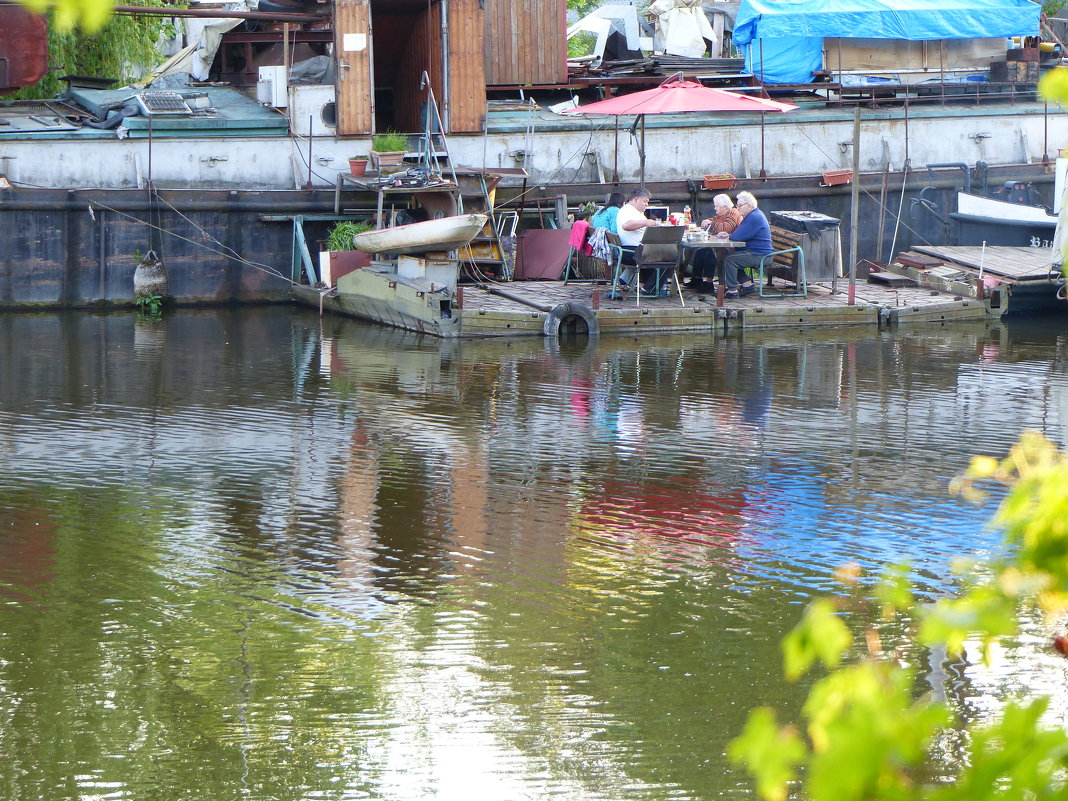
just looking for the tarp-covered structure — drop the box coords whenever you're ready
[733,0,1042,84]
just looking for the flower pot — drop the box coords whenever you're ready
[703,174,736,191]
[348,158,369,177]
[371,150,406,168]
[821,169,852,186]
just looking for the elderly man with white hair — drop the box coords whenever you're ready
[714,190,773,298]
[686,193,742,290]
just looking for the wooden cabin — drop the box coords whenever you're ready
[333,0,566,136]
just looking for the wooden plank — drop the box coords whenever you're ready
[334,0,373,136]
[485,0,565,86]
[912,245,1053,280]
[448,0,486,133]
[867,270,918,286]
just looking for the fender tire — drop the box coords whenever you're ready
[542,302,599,339]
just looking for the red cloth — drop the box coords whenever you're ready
[568,220,594,255]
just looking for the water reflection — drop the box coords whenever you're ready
[1,308,1067,800]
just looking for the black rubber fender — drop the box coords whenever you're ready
[542,302,599,338]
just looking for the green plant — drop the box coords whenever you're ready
[135,293,164,316]
[349,155,369,162]
[371,130,408,153]
[324,220,373,252]
[731,430,1068,801]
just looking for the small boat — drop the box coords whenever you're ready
[951,190,1057,248]
[353,213,488,255]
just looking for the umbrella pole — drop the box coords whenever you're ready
[640,115,646,186]
[760,111,767,179]
[614,116,619,183]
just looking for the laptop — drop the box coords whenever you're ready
[644,205,670,222]
[642,225,686,244]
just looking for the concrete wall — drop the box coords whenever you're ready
[0,101,1062,190]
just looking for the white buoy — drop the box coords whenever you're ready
[133,249,168,299]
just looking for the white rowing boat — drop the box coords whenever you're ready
[353,213,488,255]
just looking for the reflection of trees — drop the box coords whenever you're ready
[0,490,390,800]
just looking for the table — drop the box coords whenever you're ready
[679,236,744,276]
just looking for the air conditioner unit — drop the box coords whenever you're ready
[256,65,287,108]
[288,84,336,136]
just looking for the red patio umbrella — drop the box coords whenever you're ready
[562,73,798,183]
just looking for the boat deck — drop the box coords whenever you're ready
[909,245,1054,282]
[889,244,1063,314]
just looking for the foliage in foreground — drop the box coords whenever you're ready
[730,431,1068,801]
[11,0,179,100]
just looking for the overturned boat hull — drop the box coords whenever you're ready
[353,214,488,255]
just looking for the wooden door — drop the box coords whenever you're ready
[334,0,374,136]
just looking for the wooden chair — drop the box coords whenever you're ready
[757,226,807,297]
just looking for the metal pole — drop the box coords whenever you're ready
[1044,101,1049,165]
[440,0,450,132]
[759,110,766,179]
[640,115,646,186]
[307,116,313,189]
[848,105,860,305]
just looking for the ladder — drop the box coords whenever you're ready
[455,169,510,280]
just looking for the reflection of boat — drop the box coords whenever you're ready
[353,214,488,255]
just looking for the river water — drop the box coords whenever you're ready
[2,308,1068,801]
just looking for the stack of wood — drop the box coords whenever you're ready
[991,38,1040,84]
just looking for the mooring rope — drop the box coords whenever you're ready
[85,195,298,286]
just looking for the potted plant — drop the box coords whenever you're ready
[348,155,369,177]
[319,220,374,285]
[703,173,737,191]
[371,130,408,167]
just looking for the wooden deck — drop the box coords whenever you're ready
[458,277,994,335]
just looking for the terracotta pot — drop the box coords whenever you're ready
[349,158,369,177]
[703,174,736,191]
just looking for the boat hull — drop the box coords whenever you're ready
[952,192,1057,248]
[353,214,488,255]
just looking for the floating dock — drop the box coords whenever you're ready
[297,272,997,339]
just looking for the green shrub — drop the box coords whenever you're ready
[324,220,373,252]
[371,130,408,153]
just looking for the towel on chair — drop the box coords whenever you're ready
[588,227,613,263]
[568,220,594,255]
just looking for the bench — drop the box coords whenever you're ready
[755,226,807,297]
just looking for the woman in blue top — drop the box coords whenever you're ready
[715,191,773,297]
[590,192,625,234]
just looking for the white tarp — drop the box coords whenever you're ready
[649,0,718,58]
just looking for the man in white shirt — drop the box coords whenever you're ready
[615,187,660,289]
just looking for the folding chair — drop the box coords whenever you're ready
[634,225,686,307]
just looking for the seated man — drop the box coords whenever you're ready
[715,190,773,298]
[687,193,742,290]
[616,186,662,293]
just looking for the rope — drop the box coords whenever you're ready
[86,196,298,287]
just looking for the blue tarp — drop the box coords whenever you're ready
[734,0,1041,83]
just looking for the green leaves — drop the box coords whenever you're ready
[781,599,852,682]
[19,0,114,33]
[804,663,949,801]
[728,708,805,801]
[733,433,1068,801]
